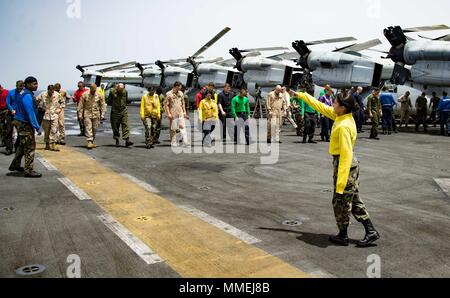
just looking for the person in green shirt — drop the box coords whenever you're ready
[231,89,251,145]
[294,97,320,144]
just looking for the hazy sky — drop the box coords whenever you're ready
[1,0,450,89]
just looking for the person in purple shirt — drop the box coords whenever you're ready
[4,80,25,155]
[319,88,334,142]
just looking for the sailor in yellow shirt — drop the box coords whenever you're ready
[290,89,380,248]
[140,87,161,149]
[198,91,219,147]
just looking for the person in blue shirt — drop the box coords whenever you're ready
[438,91,450,136]
[9,77,42,178]
[5,80,24,155]
[379,87,397,135]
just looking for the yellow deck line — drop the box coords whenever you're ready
[38,144,309,278]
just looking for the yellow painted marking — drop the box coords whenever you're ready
[39,144,309,278]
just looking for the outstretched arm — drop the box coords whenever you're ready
[292,91,336,120]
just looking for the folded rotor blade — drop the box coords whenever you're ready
[98,61,137,73]
[305,36,357,46]
[403,24,449,33]
[191,27,231,58]
[240,46,288,53]
[334,38,383,53]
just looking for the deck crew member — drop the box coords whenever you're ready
[438,91,450,136]
[140,87,161,149]
[231,89,251,145]
[380,87,396,135]
[73,82,88,136]
[398,91,412,128]
[218,84,235,142]
[290,90,381,247]
[367,89,382,140]
[4,81,24,155]
[199,91,219,147]
[9,77,42,178]
[415,92,428,133]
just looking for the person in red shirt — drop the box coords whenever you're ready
[0,84,10,147]
[195,86,207,110]
[73,81,88,136]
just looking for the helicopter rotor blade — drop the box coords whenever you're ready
[334,38,383,53]
[79,61,120,68]
[98,61,138,73]
[240,46,288,53]
[191,27,231,58]
[403,24,449,33]
[304,36,357,46]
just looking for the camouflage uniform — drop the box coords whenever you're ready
[332,156,370,230]
[78,92,106,142]
[367,94,381,138]
[154,94,165,142]
[164,89,188,146]
[108,89,130,141]
[36,91,62,145]
[58,90,70,143]
[291,98,304,137]
[266,91,286,142]
[10,121,36,173]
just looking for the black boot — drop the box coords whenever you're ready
[329,226,349,246]
[24,171,42,178]
[125,139,134,147]
[357,219,380,247]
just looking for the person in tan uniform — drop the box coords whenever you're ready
[266,85,287,143]
[54,83,70,145]
[164,81,190,147]
[78,84,106,149]
[36,85,62,151]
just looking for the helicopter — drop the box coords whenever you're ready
[381,24,450,95]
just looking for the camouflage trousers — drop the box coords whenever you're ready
[10,121,36,174]
[111,110,130,140]
[0,109,7,144]
[58,109,65,142]
[142,116,159,145]
[292,108,304,137]
[332,156,370,230]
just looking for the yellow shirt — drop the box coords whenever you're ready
[297,92,357,195]
[98,88,105,100]
[199,98,219,121]
[140,94,161,119]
